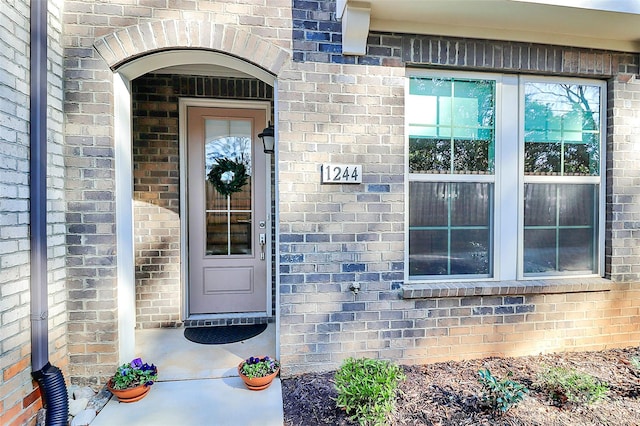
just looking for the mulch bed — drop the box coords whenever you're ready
[282,347,640,425]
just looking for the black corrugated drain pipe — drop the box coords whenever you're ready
[29,1,69,425]
[32,364,68,426]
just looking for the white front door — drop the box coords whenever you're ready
[187,106,269,315]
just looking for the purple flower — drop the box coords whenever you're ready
[141,363,156,373]
[130,358,143,369]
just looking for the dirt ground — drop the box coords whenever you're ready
[282,347,640,425]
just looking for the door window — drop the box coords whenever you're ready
[204,119,253,256]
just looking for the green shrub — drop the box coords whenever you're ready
[630,356,640,371]
[536,366,608,405]
[477,369,528,414]
[334,357,406,426]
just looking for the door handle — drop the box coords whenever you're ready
[259,233,266,260]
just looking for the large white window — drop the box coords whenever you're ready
[406,71,605,281]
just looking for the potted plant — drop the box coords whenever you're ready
[107,357,158,403]
[238,356,280,391]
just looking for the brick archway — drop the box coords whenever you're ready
[98,20,286,364]
[93,20,289,76]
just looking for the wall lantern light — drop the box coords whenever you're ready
[258,122,275,154]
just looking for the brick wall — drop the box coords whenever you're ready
[64,0,120,383]
[278,61,640,375]
[0,0,68,425]
[276,0,640,376]
[277,60,407,372]
[0,2,36,421]
[59,0,640,385]
[607,76,640,280]
[132,73,273,329]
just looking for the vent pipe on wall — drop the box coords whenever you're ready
[29,1,69,425]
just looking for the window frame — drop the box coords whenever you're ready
[405,70,606,283]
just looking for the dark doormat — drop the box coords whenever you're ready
[183,323,267,345]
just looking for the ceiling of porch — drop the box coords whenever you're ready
[155,64,251,78]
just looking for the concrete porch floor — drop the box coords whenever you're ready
[90,324,283,425]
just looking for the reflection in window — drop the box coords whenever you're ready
[408,77,495,174]
[524,83,600,176]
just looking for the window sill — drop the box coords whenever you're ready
[401,277,612,299]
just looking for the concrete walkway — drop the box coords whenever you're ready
[90,325,283,425]
[91,377,283,425]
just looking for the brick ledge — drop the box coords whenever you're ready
[402,277,612,299]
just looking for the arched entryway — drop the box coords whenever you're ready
[94,21,288,363]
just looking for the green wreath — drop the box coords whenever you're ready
[207,158,249,196]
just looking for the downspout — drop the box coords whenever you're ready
[29,1,69,425]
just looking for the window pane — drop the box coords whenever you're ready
[558,228,594,271]
[524,183,598,275]
[524,184,557,226]
[409,182,493,277]
[564,133,599,176]
[453,80,495,129]
[206,212,228,255]
[523,229,556,273]
[230,212,252,255]
[408,77,495,174]
[450,182,491,226]
[409,138,451,173]
[451,229,491,275]
[558,185,595,226]
[409,230,448,275]
[453,138,492,174]
[524,82,601,176]
[409,181,448,227]
[524,142,561,174]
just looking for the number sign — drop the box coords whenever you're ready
[321,164,362,184]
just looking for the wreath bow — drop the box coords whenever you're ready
[207,158,249,196]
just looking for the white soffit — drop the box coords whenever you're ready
[511,0,640,15]
[155,64,250,78]
[352,0,640,52]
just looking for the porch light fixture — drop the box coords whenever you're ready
[258,122,275,154]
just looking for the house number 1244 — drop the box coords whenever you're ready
[321,164,362,184]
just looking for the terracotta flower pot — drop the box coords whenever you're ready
[237,363,280,391]
[107,380,152,403]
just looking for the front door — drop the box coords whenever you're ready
[187,106,269,315]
